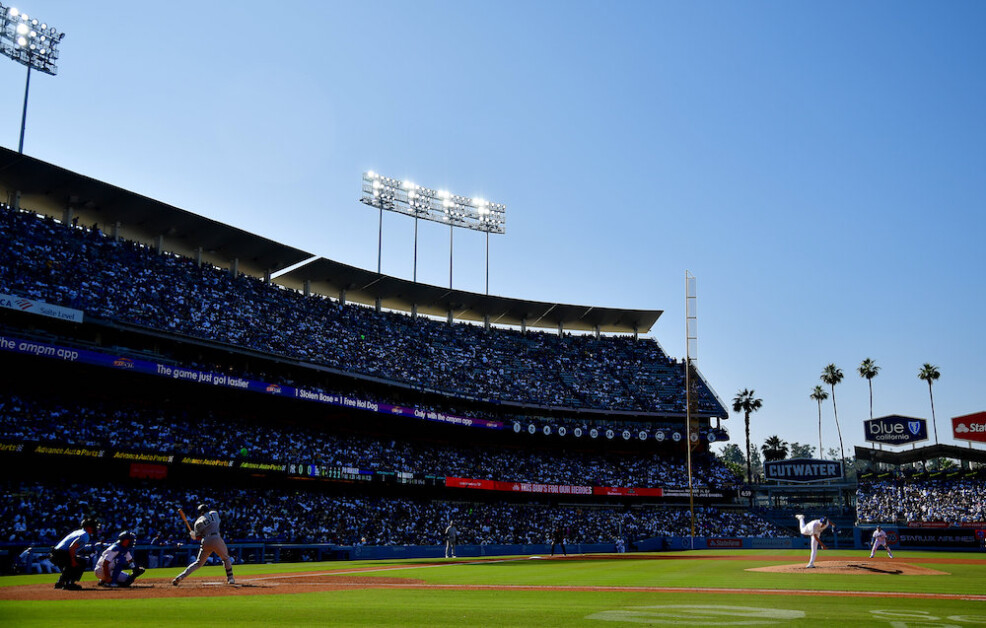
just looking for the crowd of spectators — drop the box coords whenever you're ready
[0,390,740,489]
[856,479,986,524]
[1,480,787,549]
[0,205,724,415]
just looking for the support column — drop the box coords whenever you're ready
[231,258,239,278]
[195,247,203,267]
[304,280,311,297]
[155,235,164,255]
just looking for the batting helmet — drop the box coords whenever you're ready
[81,518,98,532]
[819,517,828,525]
[197,504,209,514]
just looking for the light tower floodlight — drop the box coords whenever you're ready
[360,171,506,293]
[0,3,65,153]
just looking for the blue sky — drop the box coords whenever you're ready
[2,1,983,457]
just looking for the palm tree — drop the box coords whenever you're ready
[820,364,845,465]
[919,363,941,443]
[732,389,763,483]
[809,385,828,459]
[858,358,880,420]
[761,435,789,462]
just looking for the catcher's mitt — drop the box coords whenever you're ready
[131,565,146,577]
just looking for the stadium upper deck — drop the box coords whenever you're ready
[0,148,727,419]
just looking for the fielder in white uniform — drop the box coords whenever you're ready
[869,526,894,558]
[172,504,235,586]
[795,514,830,568]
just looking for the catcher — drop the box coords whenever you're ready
[95,531,145,587]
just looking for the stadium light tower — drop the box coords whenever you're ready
[0,3,65,153]
[360,171,506,293]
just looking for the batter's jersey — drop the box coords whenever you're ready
[194,511,222,538]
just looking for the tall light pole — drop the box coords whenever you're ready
[360,172,506,292]
[0,4,65,153]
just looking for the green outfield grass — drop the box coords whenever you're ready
[2,550,984,627]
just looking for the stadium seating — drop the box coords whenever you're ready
[0,204,724,415]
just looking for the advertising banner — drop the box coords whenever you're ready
[750,538,794,549]
[952,411,986,443]
[659,488,726,498]
[708,538,742,549]
[764,459,842,483]
[447,477,674,497]
[864,415,928,445]
[0,293,84,323]
[593,486,664,497]
[0,333,503,432]
[895,528,981,549]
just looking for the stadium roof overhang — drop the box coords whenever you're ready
[855,443,986,465]
[0,147,660,334]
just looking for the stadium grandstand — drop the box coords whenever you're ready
[0,148,776,568]
[2,148,982,570]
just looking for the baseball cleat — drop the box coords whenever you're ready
[227,578,235,585]
[172,577,180,587]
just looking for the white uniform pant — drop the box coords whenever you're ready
[94,561,131,585]
[797,517,819,566]
[176,534,233,580]
[871,539,893,557]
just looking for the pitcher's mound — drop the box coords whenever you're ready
[748,560,948,575]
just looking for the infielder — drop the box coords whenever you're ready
[444,521,458,558]
[795,514,831,568]
[172,504,235,586]
[95,531,145,587]
[52,518,98,590]
[869,526,894,558]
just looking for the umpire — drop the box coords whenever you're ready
[52,518,98,590]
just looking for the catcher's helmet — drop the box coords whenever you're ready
[117,531,136,546]
[197,503,209,514]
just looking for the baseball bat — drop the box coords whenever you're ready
[178,508,193,534]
